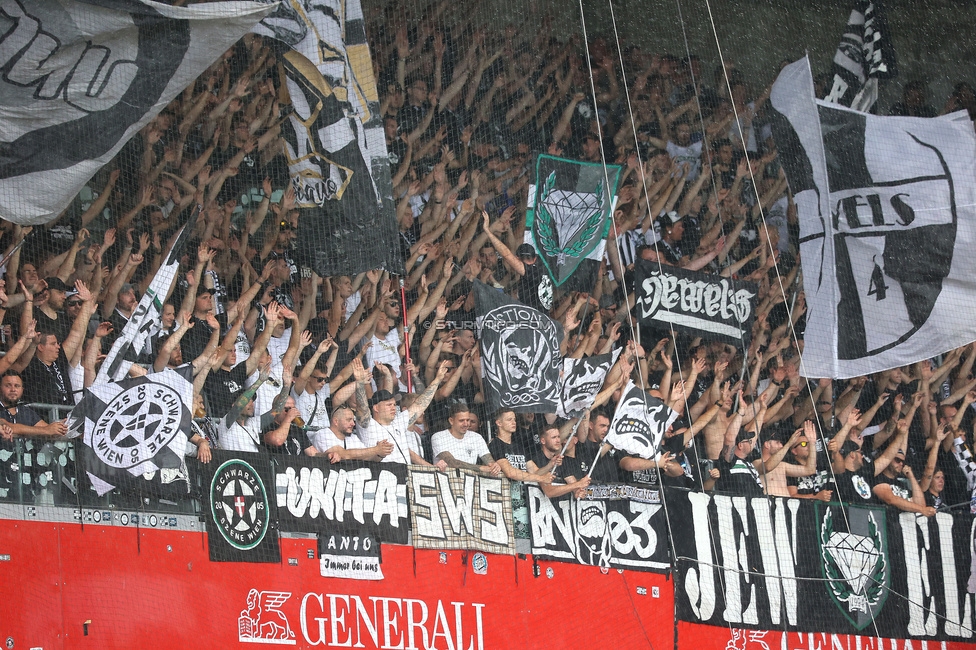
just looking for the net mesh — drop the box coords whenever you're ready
[0,0,975,647]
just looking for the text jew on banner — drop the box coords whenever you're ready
[473,280,563,413]
[203,450,280,563]
[524,155,621,291]
[408,466,516,556]
[273,457,408,545]
[252,0,402,277]
[0,0,272,224]
[769,57,976,378]
[667,489,976,641]
[527,484,670,572]
[635,260,757,349]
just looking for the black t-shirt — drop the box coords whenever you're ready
[488,436,529,472]
[0,404,43,426]
[574,439,619,483]
[714,455,764,496]
[34,309,70,344]
[514,262,551,312]
[829,464,877,505]
[924,490,944,509]
[261,422,313,456]
[528,449,579,484]
[786,437,832,495]
[22,353,73,406]
[873,471,913,503]
[182,312,228,362]
[203,363,249,418]
[619,453,659,487]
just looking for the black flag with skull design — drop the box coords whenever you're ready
[555,349,621,419]
[604,381,678,458]
[474,281,563,413]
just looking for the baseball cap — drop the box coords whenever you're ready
[44,277,72,292]
[658,211,682,229]
[369,389,401,407]
[516,243,537,259]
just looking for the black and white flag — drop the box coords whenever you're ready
[96,208,197,384]
[769,57,976,378]
[556,349,620,419]
[823,1,897,112]
[524,155,620,291]
[604,381,677,459]
[70,366,194,496]
[635,260,757,348]
[252,0,403,277]
[474,281,563,413]
[0,0,272,224]
[204,450,281,563]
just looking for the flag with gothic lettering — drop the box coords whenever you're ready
[769,57,976,379]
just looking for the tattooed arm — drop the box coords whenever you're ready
[407,360,452,427]
[351,358,372,428]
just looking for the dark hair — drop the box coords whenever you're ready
[449,403,473,418]
[1,369,22,380]
[494,408,515,422]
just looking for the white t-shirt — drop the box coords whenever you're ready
[357,410,419,464]
[666,140,703,181]
[311,427,367,454]
[293,385,331,433]
[431,429,490,465]
[266,327,291,371]
[218,416,263,453]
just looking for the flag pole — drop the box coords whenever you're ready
[556,415,585,459]
[586,442,611,479]
[399,276,413,393]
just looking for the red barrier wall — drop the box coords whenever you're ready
[0,519,675,649]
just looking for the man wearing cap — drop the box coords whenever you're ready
[873,449,936,516]
[757,422,817,497]
[715,419,764,496]
[431,403,501,475]
[481,211,552,311]
[34,277,72,343]
[352,358,451,466]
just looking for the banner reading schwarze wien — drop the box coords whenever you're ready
[769,57,976,378]
[635,259,757,348]
[524,155,620,290]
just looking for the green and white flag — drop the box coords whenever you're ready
[524,155,621,289]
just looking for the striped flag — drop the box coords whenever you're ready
[96,208,198,384]
[823,1,897,112]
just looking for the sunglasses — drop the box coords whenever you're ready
[310,375,327,383]
[279,221,295,231]
[66,301,82,307]
[797,441,808,447]
[891,457,905,465]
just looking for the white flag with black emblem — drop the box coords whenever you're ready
[769,57,976,378]
[556,349,620,419]
[0,0,272,224]
[70,366,194,495]
[603,381,677,459]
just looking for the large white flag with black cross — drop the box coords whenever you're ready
[0,0,272,224]
[70,366,194,496]
[524,155,620,291]
[769,57,976,379]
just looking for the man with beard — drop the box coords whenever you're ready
[873,449,936,516]
[315,405,393,462]
[574,411,619,483]
[261,395,316,456]
[527,424,590,499]
[431,404,501,475]
[34,277,72,343]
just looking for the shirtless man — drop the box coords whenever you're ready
[757,420,817,497]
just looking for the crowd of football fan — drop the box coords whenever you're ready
[2,0,976,515]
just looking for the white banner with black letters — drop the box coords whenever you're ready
[273,457,409,545]
[769,57,976,379]
[0,0,272,224]
[527,485,670,572]
[408,466,516,556]
[635,260,757,348]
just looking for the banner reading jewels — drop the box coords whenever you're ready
[408,466,516,556]
[527,485,670,573]
[635,260,757,348]
[667,489,976,641]
[273,458,408,545]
